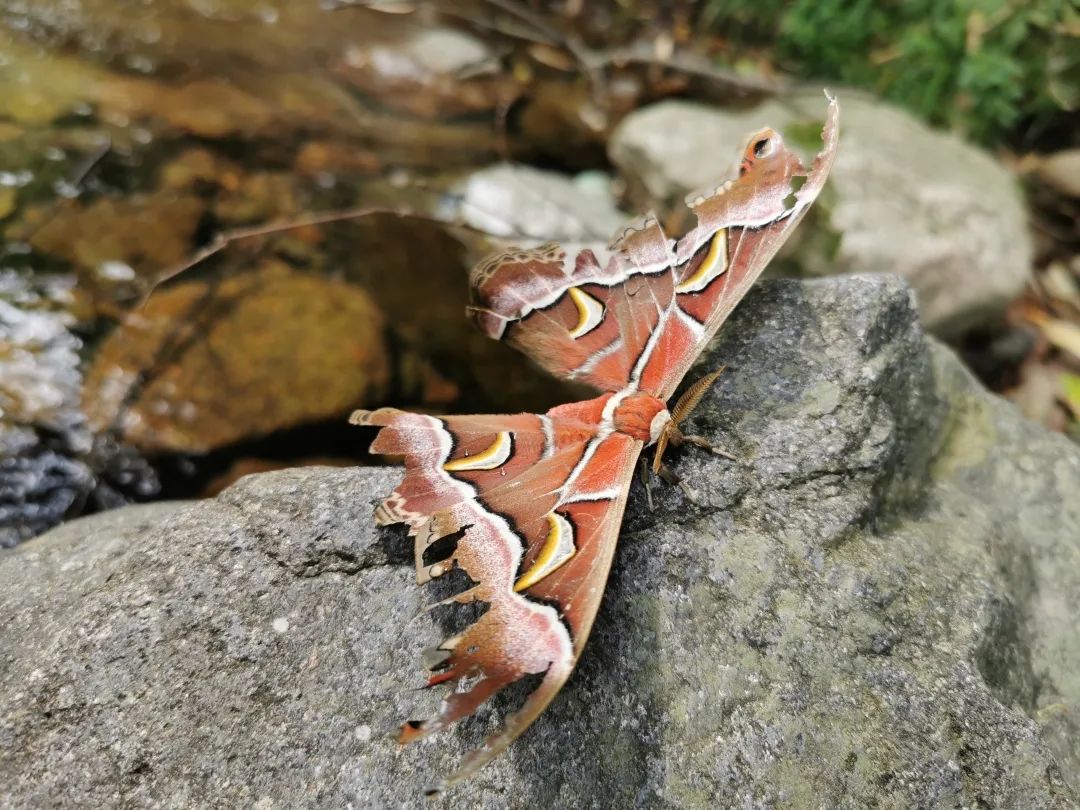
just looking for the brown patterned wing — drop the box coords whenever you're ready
[351,401,641,791]
[467,96,840,402]
[467,212,678,393]
[350,96,840,792]
[636,95,841,399]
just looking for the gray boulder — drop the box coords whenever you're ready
[609,92,1033,337]
[1,276,1076,808]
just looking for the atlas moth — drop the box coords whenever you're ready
[352,94,840,793]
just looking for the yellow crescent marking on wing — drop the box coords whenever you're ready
[443,431,512,472]
[513,512,576,592]
[676,228,727,293]
[567,286,605,338]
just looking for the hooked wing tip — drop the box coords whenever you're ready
[349,409,374,426]
[820,92,841,151]
[797,92,841,206]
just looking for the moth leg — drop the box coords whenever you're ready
[639,457,656,511]
[657,462,699,503]
[652,421,738,471]
[679,433,737,460]
[653,366,737,465]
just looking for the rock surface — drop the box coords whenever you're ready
[2,276,1077,808]
[609,91,1032,337]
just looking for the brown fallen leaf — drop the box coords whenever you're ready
[1038,316,1080,361]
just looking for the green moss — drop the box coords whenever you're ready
[784,118,829,153]
[705,0,1077,145]
[929,386,997,480]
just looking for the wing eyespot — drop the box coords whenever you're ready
[443,432,513,472]
[567,287,605,339]
[675,229,728,294]
[513,512,576,592]
[753,137,775,158]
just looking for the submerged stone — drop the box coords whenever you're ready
[81,262,413,454]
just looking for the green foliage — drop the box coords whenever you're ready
[706,0,1078,144]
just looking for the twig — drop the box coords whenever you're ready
[141,197,569,305]
[590,42,783,96]
[466,0,607,101]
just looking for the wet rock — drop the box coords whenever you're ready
[451,163,625,244]
[0,187,16,220]
[80,261,420,454]
[335,26,505,119]
[513,80,614,168]
[324,212,585,415]
[130,76,280,137]
[292,141,382,181]
[2,275,1076,806]
[0,30,102,126]
[0,448,93,548]
[10,192,205,291]
[3,1,500,188]
[0,270,92,547]
[209,171,302,226]
[394,27,492,76]
[609,91,1033,337]
[3,3,399,139]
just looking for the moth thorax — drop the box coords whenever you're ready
[612,393,670,445]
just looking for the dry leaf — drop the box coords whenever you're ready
[1039,317,1080,360]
